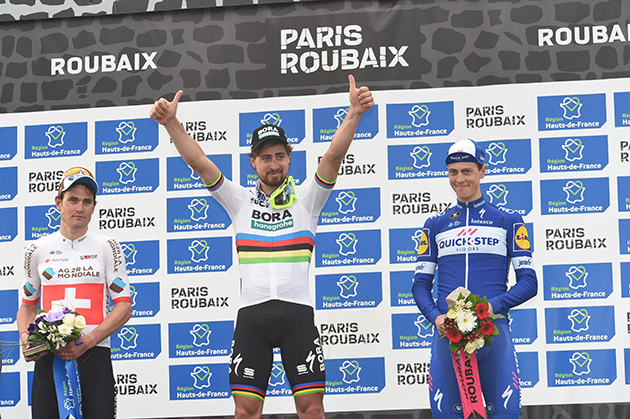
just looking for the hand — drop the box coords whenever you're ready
[150,90,183,125]
[22,342,48,363]
[54,338,90,361]
[348,75,374,116]
[435,314,448,337]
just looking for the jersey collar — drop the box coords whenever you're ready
[456,195,486,209]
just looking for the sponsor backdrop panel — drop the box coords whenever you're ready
[1,1,630,419]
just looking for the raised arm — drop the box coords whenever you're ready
[317,75,374,182]
[150,90,220,185]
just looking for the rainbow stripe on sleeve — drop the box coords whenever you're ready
[315,171,335,189]
[204,172,224,192]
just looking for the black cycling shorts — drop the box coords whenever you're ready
[229,300,326,401]
[31,347,116,419]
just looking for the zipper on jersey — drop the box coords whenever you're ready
[464,202,470,290]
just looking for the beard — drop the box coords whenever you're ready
[259,170,286,189]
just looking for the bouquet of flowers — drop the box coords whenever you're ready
[443,288,504,356]
[24,308,86,356]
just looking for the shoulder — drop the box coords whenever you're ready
[27,231,59,254]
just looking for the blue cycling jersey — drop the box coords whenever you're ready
[412,196,537,323]
[412,196,538,419]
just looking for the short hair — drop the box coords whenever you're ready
[248,140,293,159]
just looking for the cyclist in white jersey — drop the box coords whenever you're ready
[150,75,374,419]
[17,167,132,419]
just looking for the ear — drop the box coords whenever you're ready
[55,196,62,210]
[479,165,487,179]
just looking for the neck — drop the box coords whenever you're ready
[60,225,88,241]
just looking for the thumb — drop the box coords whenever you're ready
[348,74,356,90]
[172,90,183,106]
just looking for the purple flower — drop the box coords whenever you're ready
[44,311,64,323]
[34,316,43,325]
[76,337,84,345]
[27,323,36,334]
[62,308,72,314]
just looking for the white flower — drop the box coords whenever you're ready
[446,309,458,319]
[58,324,72,336]
[465,301,473,309]
[456,310,477,333]
[63,314,76,326]
[465,341,477,354]
[74,315,87,330]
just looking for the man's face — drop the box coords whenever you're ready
[55,184,95,232]
[250,143,291,189]
[447,162,486,202]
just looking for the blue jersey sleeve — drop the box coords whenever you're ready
[412,216,442,324]
[487,211,538,314]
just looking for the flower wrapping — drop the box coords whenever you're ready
[26,308,86,353]
[443,286,504,356]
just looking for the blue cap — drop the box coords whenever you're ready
[445,139,486,165]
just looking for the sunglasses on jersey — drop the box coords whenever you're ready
[270,176,297,209]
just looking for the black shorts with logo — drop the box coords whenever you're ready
[229,300,326,401]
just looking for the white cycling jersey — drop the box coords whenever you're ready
[21,230,131,348]
[207,173,334,308]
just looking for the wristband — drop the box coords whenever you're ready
[20,331,29,341]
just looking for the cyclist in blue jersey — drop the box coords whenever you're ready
[150,75,374,419]
[412,139,537,419]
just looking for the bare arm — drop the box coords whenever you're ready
[317,75,374,182]
[60,301,132,360]
[17,303,47,362]
[150,90,220,185]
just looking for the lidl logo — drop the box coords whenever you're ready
[166,154,232,191]
[239,150,306,188]
[0,371,20,407]
[166,196,231,232]
[0,207,17,242]
[513,224,531,251]
[540,177,609,215]
[95,118,159,154]
[387,142,451,180]
[0,127,17,160]
[617,176,630,212]
[386,101,454,138]
[315,272,382,310]
[167,236,232,274]
[121,240,159,276]
[313,105,378,143]
[168,363,230,400]
[129,282,160,318]
[319,188,380,225]
[111,324,161,360]
[168,320,232,358]
[538,93,606,131]
[516,352,539,388]
[0,290,18,324]
[0,167,17,202]
[391,313,433,349]
[539,135,608,173]
[96,158,159,195]
[315,230,381,267]
[481,181,532,216]
[239,109,305,147]
[546,349,616,387]
[613,92,630,127]
[389,228,424,264]
[508,309,537,345]
[479,139,532,176]
[545,306,615,344]
[325,357,385,394]
[542,263,613,301]
[25,122,88,159]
